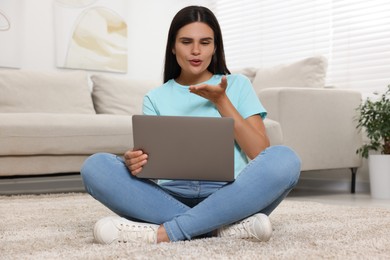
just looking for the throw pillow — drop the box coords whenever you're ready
[0,70,95,114]
[231,67,257,82]
[91,74,159,115]
[251,56,328,94]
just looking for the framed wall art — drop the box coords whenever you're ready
[0,0,23,69]
[54,0,128,73]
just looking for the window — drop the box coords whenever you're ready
[215,0,390,94]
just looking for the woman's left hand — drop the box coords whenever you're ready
[189,76,228,104]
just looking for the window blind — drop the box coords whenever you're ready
[214,0,390,94]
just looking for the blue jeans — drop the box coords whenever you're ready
[81,145,301,242]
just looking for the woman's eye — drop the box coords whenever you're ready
[201,41,211,45]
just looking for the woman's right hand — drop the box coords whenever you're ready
[123,149,148,176]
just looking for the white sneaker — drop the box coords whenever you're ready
[217,213,272,242]
[93,216,159,244]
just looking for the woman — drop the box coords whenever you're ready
[81,6,301,244]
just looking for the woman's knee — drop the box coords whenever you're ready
[81,153,105,175]
[266,145,301,186]
[273,145,301,169]
[80,153,117,182]
[80,153,121,195]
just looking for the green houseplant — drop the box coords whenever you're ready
[356,85,390,199]
[356,85,390,158]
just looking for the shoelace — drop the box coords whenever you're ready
[117,223,156,243]
[240,219,262,240]
[224,219,262,240]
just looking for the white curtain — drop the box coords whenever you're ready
[214,0,390,94]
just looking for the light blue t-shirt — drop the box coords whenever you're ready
[143,74,267,179]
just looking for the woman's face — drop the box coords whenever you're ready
[173,22,215,85]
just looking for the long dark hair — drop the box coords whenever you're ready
[163,6,230,83]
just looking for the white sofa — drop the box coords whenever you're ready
[0,69,282,178]
[0,70,134,176]
[0,56,362,192]
[236,56,363,192]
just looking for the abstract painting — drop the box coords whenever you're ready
[54,0,128,73]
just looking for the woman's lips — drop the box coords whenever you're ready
[189,59,202,66]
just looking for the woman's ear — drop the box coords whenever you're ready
[172,48,176,55]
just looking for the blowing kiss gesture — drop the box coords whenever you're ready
[189,75,228,104]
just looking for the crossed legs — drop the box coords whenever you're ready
[81,145,301,242]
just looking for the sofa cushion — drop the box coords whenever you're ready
[91,74,159,115]
[251,56,328,94]
[0,70,95,114]
[0,155,90,176]
[0,113,133,156]
[0,114,282,157]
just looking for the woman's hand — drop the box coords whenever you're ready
[123,149,148,176]
[189,75,228,104]
[190,75,269,159]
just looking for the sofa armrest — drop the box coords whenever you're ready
[258,87,363,171]
[263,118,283,146]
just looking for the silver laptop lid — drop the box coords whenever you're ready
[132,115,234,182]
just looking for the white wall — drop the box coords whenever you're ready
[18,0,213,82]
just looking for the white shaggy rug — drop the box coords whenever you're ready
[1,193,390,259]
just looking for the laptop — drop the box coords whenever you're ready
[132,115,235,182]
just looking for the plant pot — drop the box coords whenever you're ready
[369,154,390,199]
